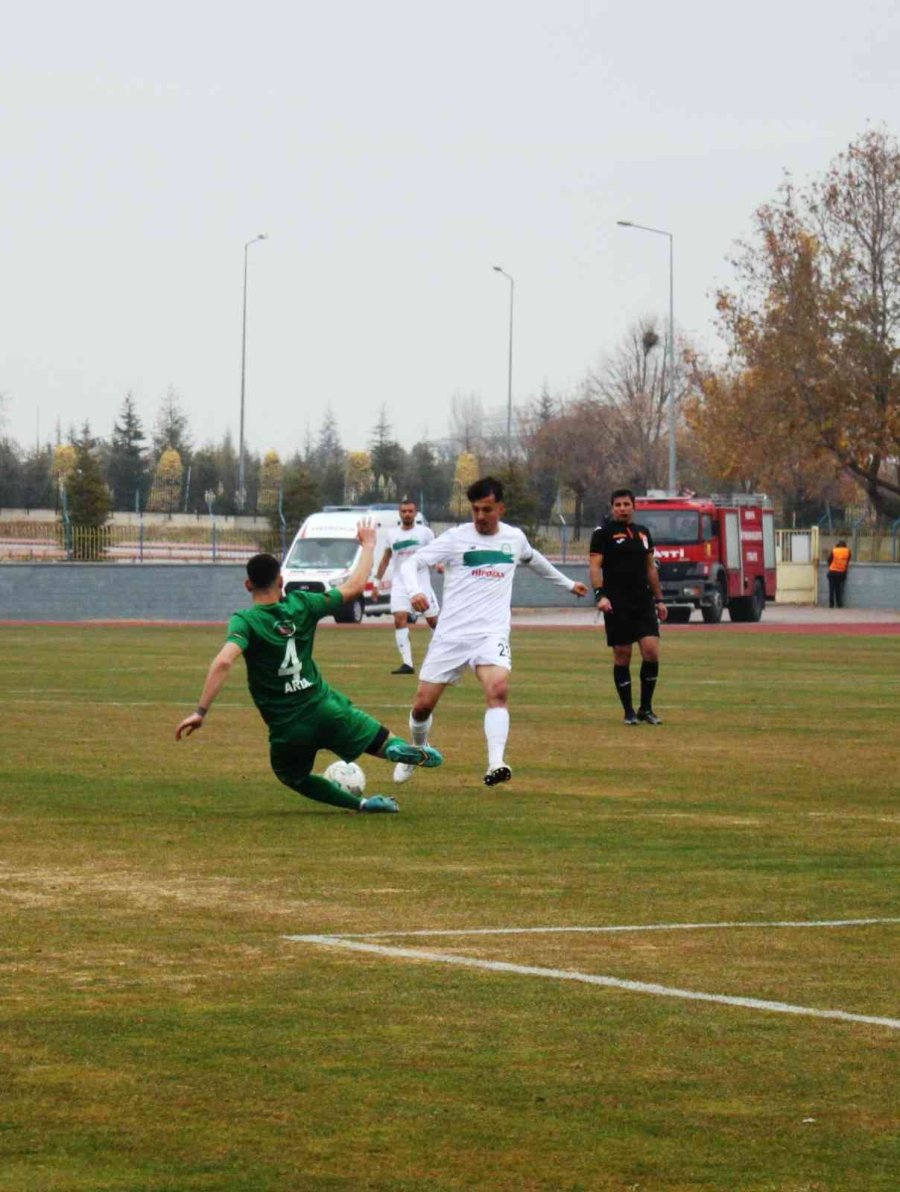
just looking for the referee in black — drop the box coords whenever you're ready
[589,488,667,724]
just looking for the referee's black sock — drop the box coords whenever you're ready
[639,661,659,712]
[613,665,634,715]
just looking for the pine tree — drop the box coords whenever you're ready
[65,424,112,557]
[107,393,148,511]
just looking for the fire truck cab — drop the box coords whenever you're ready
[634,493,777,623]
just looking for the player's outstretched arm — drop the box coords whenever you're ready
[336,520,377,604]
[175,641,243,739]
[525,546,587,595]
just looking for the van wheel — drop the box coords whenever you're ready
[667,606,692,624]
[334,598,364,624]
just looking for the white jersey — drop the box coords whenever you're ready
[400,521,575,639]
[385,524,436,599]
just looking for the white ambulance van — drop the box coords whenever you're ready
[281,505,424,624]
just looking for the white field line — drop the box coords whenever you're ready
[285,918,900,1031]
[332,916,900,940]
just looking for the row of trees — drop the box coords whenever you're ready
[2,128,899,532]
[0,368,686,536]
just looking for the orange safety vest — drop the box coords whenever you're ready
[829,546,850,573]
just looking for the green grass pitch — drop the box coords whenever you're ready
[0,623,897,1190]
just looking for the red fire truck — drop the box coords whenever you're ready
[634,493,777,623]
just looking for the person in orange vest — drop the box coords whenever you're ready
[826,540,851,608]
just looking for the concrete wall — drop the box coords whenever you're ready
[816,563,900,610]
[3,560,898,622]
[1,564,254,622]
[0,562,593,622]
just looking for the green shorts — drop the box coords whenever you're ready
[269,690,384,789]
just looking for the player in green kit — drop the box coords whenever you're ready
[175,521,443,813]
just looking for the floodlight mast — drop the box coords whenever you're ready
[617,220,676,494]
[238,233,268,511]
[492,265,515,460]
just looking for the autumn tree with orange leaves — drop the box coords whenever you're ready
[693,129,900,518]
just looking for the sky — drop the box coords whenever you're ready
[2,0,899,458]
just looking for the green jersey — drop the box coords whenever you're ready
[226,587,344,742]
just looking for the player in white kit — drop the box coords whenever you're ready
[396,476,588,787]
[374,498,440,674]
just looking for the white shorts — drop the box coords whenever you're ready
[419,631,512,686]
[390,583,440,619]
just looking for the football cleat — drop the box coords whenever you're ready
[385,741,444,769]
[623,712,639,726]
[358,795,400,814]
[391,664,415,675]
[637,709,663,725]
[393,763,417,785]
[483,764,512,787]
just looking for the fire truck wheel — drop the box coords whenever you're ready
[729,580,765,623]
[701,582,726,624]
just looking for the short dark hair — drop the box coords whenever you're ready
[399,497,417,508]
[610,487,636,504]
[246,553,282,590]
[467,475,504,503]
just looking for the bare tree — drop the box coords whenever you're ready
[448,392,486,455]
[583,318,680,494]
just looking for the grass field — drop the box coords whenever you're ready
[0,622,898,1191]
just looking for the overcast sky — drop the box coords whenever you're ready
[2,0,898,458]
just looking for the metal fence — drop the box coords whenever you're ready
[0,521,284,563]
[3,518,899,565]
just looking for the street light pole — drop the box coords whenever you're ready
[616,220,676,494]
[492,265,515,460]
[238,233,268,511]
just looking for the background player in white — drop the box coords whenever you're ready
[374,497,440,674]
[396,476,588,787]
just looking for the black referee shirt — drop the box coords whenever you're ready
[589,521,655,606]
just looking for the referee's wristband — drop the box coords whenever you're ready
[654,599,665,605]
[195,705,208,718]
[593,587,606,603]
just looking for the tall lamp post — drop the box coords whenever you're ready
[616,221,676,494]
[492,265,515,460]
[238,233,268,511]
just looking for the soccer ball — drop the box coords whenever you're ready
[323,760,367,796]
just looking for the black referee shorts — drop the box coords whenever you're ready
[602,600,659,647]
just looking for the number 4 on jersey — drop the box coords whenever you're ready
[278,638,310,693]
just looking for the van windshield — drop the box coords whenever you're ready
[638,511,700,544]
[284,538,359,571]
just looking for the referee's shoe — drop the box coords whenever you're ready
[637,709,663,725]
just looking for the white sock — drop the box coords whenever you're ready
[410,712,432,746]
[484,707,509,769]
[395,628,413,667]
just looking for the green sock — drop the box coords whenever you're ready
[384,736,411,761]
[298,773,361,811]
